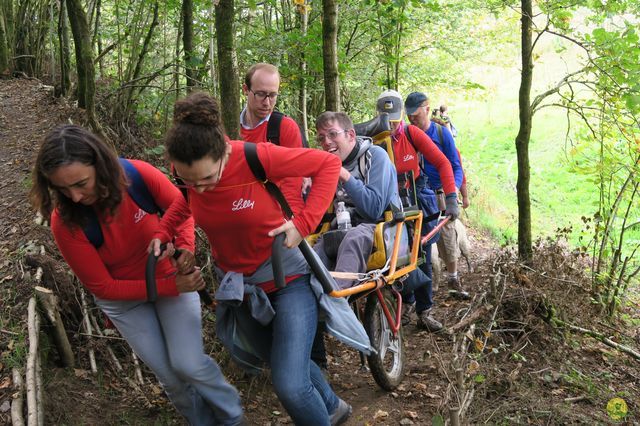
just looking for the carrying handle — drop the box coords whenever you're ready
[145,245,215,308]
[272,233,286,289]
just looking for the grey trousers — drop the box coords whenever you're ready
[313,223,376,289]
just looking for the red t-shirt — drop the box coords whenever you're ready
[51,160,195,300]
[157,141,340,277]
[392,124,457,194]
[241,115,306,215]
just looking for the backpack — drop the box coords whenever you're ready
[266,110,309,148]
[83,158,162,248]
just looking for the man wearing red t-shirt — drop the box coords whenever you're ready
[240,63,307,215]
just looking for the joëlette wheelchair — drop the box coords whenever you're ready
[306,112,448,390]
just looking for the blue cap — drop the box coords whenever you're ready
[404,92,428,115]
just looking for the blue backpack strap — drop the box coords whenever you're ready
[83,158,161,248]
[120,158,162,215]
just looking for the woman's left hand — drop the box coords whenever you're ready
[268,221,303,248]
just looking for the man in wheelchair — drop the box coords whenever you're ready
[312,111,401,290]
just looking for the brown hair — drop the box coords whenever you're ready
[315,111,354,132]
[244,63,279,90]
[165,92,227,165]
[30,125,126,228]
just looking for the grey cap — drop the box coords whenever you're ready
[376,90,403,121]
[404,92,428,115]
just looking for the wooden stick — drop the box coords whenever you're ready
[36,348,43,426]
[26,297,39,426]
[11,368,25,426]
[556,321,640,361]
[449,407,460,426]
[132,351,144,385]
[79,290,98,374]
[89,312,123,372]
[34,286,75,367]
[447,305,491,333]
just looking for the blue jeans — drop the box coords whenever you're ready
[402,243,434,313]
[268,275,339,425]
[96,292,243,426]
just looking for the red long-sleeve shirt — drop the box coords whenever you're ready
[241,115,306,215]
[156,140,340,276]
[51,159,195,300]
[392,124,456,194]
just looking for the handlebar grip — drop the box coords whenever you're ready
[145,249,162,302]
[272,233,286,289]
[298,240,335,294]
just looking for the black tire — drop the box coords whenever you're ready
[363,289,405,390]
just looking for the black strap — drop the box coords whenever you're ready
[266,110,309,148]
[435,122,444,148]
[266,111,284,145]
[243,142,294,219]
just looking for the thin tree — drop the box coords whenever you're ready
[215,0,240,138]
[182,0,196,91]
[66,0,102,136]
[322,0,340,111]
[57,0,70,96]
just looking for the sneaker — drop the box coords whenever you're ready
[330,399,352,426]
[401,302,416,326]
[447,276,471,300]
[417,309,443,332]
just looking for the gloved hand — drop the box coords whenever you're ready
[445,193,459,220]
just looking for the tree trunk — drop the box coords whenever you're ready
[515,0,533,262]
[322,0,340,111]
[182,0,196,91]
[66,0,102,135]
[58,0,70,95]
[297,1,309,141]
[215,0,240,139]
[0,3,8,72]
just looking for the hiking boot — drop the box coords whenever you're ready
[417,309,443,332]
[330,399,352,425]
[401,302,416,326]
[447,276,471,300]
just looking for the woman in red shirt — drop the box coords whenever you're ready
[153,92,353,425]
[30,125,243,425]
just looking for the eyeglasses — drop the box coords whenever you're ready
[173,159,224,189]
[316,130,347,143]
[250,89,279,102]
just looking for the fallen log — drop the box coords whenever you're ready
[11,368,25,426]
[26,297,40,426]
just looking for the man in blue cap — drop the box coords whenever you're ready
[405,92,470,299]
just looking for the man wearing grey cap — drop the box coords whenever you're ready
[404,92,470,300]
[375,90,463,331]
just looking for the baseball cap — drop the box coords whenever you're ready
[376,90,404,121]
[404,92,428,115]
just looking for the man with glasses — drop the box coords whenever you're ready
[313,111,400,290]
[404,92,470,300]
[240,63,307,215]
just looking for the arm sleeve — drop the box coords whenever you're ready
[439,127,464,188]
[51,215,179,300]
[257,143,341,236]
[342,147,397,221]
[409,126,456,194]
[131,160,195,251]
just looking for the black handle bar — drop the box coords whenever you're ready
[146,245,215,308]
[272,233,286,289]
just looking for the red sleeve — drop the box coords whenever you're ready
[409,125,456,194]
[257,143,340,236]
[130,160,195,251]
[154,192,192,245]
[51,211,179,300]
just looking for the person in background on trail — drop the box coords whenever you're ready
[375,89,459,331]
[405,92,471,300]
[240,62,309,214]
[152,92,362,426]
[30,124,243,426]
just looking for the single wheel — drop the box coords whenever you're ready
[363,289,405,390]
